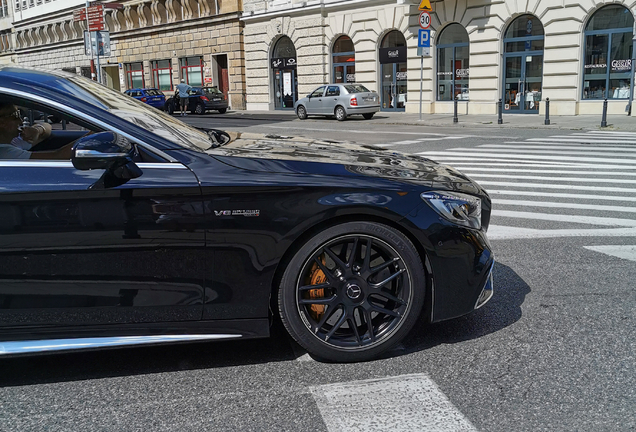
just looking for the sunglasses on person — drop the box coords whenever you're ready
[1,110,21,120]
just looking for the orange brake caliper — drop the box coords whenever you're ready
[307,257,327,321]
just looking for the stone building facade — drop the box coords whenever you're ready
[11,0,246,109]
[241,0,636,116]
[0,0,15,64]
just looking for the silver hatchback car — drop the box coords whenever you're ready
[295,84,380,121]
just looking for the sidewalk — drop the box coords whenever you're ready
[224,109,636,131]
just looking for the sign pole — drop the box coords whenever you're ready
[419,55,423,121]
[84,0,95,80]
[628,34,636,116]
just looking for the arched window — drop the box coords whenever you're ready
[332,35,355,83]
[379,30,407,111]
[436,23,469,101]
[502,15,544,113]
[583,5,634,100]
[271,36,298,109]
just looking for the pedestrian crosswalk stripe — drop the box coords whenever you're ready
[488,225,636,240]
[477,180,636,193]
[493,210,636,227]
[460,168,636,176]
[429,148,636,157]
[526,137,636,143]
[418,151,636,165]
[484,144,636,152]
[311,374,477,432]
[493,199,636,213]
[443,161,636,169]
[583,245,636,262]
[585,131,636,135]
[467,173,636,184]
[488,189,636,202]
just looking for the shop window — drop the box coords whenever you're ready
[152,59,173,91]
[583,5,635,100]
[180,56,203,86]
[125,62,145,89]
[436,24,469,101]
[332,35,355,83]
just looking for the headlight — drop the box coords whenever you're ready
[420,191,482,229]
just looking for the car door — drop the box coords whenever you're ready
[0,114,206,328]
[305,86,326,115]
[323,85,341,115]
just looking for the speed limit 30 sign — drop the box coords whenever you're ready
[419,11,431,29]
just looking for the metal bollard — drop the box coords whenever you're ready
[601,98,608,127]
[544,98,550,125]
[453,97,458,123]
[497,99,503,124]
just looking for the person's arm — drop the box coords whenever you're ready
[29,141,73,160]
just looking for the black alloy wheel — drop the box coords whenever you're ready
[218,108,227,114]
[279,222,425,362]
[166,101,174,115]
[335,106,347,121]
[194,103,205,115]
[363,113,374,120]
[297,105,308,120]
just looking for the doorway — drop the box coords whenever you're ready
[502,14,544,114]
[271,36,298,110]
[379,30,407,112]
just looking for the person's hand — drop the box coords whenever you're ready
[20,123,51,144]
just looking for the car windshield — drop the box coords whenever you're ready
[202,87,223,95]
[146,89,162,96]
[344,84,370,93]
[63,75,211,151]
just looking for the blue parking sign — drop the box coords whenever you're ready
[418,29,430,48]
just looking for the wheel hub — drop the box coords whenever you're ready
[345,283,362,300]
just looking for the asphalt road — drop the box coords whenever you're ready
[1,113,635,431]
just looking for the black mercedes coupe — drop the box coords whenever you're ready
[0,66,494,362]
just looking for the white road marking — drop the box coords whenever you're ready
[420,151,636,163]
[583,245,636,262]
[493,199,636,213]
[440,161,636,169]
[488,225,636,240]
[468,173,636,184]
[311,374,477,432]
[488,190,636,202]
[439,148,636,157]
[459,168,636,176]
[483,144,636,152]
[492,210,636,227]
[477,180,636,193]
[526,137,636,143]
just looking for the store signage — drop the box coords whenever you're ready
[379,46,406,64]
[396,71,407,80]
[456,68,469,77]
[612,59,631,71]
[271,57,297,68]
[584,63,607,69]
[346,74,356,82]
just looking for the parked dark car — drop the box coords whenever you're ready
[166,86,228,115]
[123,88,166,110]
[0,66,494,362]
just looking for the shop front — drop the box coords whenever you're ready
[271,36,298,110]
[379,30,407,112]
[502,15,544,114]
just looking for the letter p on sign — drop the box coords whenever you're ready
[418,29,430,48]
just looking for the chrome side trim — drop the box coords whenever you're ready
[0,334,241,355]
[0,161,187,169]
[75,150,129,158]
[0,87,178,163]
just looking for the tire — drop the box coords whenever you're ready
[167,101,174,115]
[278,221,426,362]
[194,103,205,115]
[362,113,374,120]
[297,105,308,120]
[218,108,227,114]
[335,106,347,121]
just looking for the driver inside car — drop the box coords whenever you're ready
[0,102,72,160]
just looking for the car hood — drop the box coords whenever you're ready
[205,132,485,195]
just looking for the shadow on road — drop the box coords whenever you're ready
[0,263,528,386]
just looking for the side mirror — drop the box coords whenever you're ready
[71,132,142,188]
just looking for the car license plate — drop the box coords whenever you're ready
[213,98,222,101]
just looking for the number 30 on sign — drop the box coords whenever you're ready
[419,11,431,29]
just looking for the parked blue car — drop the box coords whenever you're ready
[124,88,166,110]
